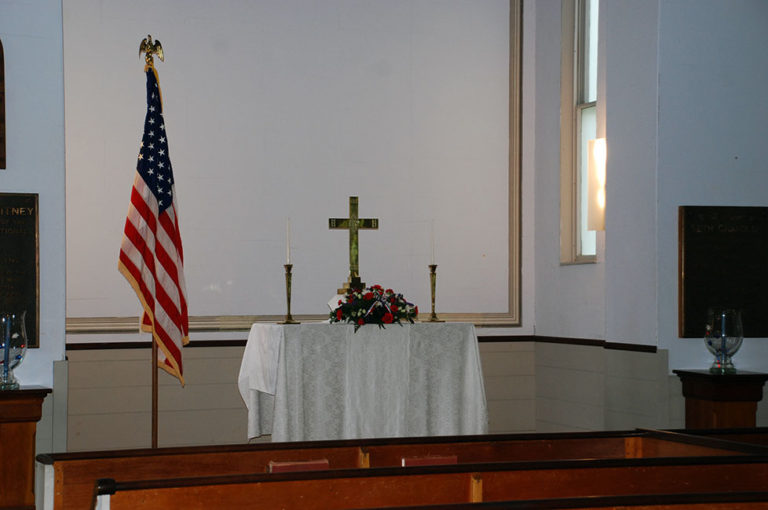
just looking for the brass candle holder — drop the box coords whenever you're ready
[427,264,444,322]
[280,264,299,324]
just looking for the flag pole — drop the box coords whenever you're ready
[139,35,165,450]
[152,341,158,448]
[125,34,187,449]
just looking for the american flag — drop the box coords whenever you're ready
[118,67,189,384]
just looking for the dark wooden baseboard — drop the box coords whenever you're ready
[66,335,656,353]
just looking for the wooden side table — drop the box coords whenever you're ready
[0,386,51,510]
[674,369,768,429]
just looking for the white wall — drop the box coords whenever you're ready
[0,0,66,388]
[533,0,607,340]
[657,0,768,371]
[63,0,513,321]
[602,1,658,347]
[533,0,768,373]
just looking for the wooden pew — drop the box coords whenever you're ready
[38,429,759,510]
[93,455,768,510]
[355,492,768,509]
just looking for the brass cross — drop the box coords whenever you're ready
[329,196,379,292]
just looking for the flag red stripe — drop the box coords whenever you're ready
[123,216,158,279]
[154,278,183,331]
[118,242,155,313]
[153,318,182,361]
[168,207,189,336]
[130,186,157,232]
[160,208,185,263]
[154,229,182,292]
[118,250,155,312]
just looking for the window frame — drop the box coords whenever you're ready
[65,1,525,334]
[560,0,598,264]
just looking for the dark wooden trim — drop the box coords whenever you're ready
[533,335,604,348]
[184,339,247,347]
[66,342,151,350]
[604,341,657,353]
[65,340,246,350]
[65,335,657,353]
[476,335,535,343]
[535,336,658,353]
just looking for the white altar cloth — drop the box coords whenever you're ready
[238,322,488,442]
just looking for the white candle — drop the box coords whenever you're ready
[430,219,435,265]
[286,218,291,264]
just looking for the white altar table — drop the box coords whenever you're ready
[237,322,488,442]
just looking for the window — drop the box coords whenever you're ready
[561,0,599,262]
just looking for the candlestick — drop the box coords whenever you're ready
[286,218,291,264]
[280,264,299,324]
[427,264,444,322]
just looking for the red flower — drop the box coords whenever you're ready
[385,289,393,294]
[414,306,419,315]
[338,300,343,305]
[336,309,343,321]
[363,292,374,300]
[391,305,398,313]
[382,312,394,324]
[357,318,365,326]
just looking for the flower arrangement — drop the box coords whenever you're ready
[330,284,418,332]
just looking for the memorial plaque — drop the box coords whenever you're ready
[679,206,768,338]
[0,193,39,347]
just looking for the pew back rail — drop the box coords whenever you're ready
[93,455,768,510]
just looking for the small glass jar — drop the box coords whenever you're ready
[1,311,28,390]
[704,307,743,374]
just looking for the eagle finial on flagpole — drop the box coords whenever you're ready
[139,35,164,67]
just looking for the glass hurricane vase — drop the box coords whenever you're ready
[1,311,28,390]
[704,307,743,375]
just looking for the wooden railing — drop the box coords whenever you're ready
[93,455,768,509]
